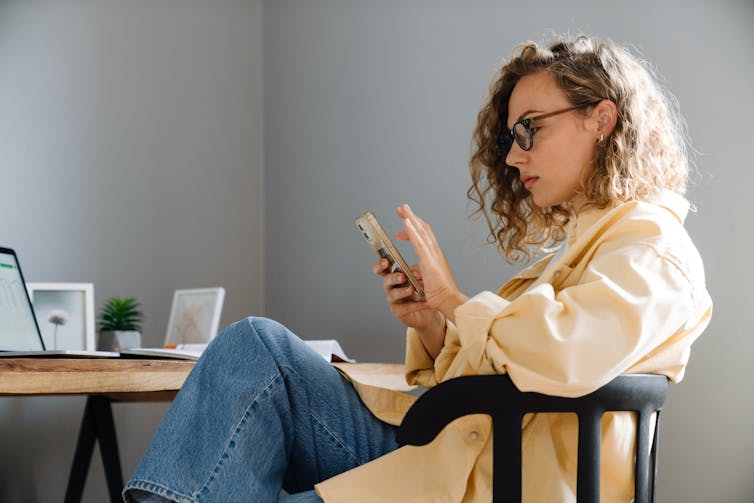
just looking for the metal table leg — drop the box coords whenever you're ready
[64,396,123,503]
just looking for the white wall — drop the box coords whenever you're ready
[0,1,264,501]
[263,1,754,502]
[2,0,753,501]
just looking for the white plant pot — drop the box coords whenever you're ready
[98,330,142,351]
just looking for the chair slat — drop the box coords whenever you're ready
[398,374,668,503]
[576,410,603,503]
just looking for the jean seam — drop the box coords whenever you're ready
[309,408,362,466]
[194,370,283,499]
[124,479,195,502]
[277,362,362,469]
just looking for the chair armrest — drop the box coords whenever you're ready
[396,374,520,446]
[397,374,668,446]
[396,373,669,503]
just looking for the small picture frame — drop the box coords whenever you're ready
[164,287,225,347]
[25,282,95,351]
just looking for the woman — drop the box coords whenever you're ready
[124,35,712,502]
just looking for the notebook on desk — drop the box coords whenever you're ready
[119,343,208,360]
[0,247,119,358]
[119,287,226,360]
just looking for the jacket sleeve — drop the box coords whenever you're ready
[408,241,706,397]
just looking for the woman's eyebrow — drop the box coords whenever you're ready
[517,109,542,121]
[507,109,542,128]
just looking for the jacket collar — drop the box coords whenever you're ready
[646,190,690,224]
[510,191,689,280]
[567,190,689,245]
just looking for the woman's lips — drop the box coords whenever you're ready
[523,176,539,188]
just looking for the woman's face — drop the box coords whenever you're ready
[505,71,597,210]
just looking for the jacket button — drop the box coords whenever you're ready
[469,431,479,440]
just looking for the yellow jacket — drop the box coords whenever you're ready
[316,191,712,502]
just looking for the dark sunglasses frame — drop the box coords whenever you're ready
[498,103,599,153]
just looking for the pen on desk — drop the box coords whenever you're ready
[162,343,209,351]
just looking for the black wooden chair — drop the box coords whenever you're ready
[397,374,668,503]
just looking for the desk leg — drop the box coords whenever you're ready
[64,396,124,503]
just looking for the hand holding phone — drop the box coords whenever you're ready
[355,211,425,301]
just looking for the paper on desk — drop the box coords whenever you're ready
[304,340,355,363]
[120,343,207,360]
[120,341,354,363]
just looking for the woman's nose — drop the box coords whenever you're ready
[505,141,526,166]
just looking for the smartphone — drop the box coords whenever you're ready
[355,210,425,301]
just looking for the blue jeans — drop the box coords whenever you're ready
[123,317,400,502]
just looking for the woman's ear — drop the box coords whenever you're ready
[590,99,618,139]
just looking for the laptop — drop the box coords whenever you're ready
[0,246,118,357]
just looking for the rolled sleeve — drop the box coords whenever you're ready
[453,291,512,372]
[404,327,438,387]
[432,244,703,397]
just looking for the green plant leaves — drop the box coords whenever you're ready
[97,297,144,332]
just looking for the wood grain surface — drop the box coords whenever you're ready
[0,358,195,396]
[0,359,411,396]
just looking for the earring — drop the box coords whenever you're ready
[597,133,604,143]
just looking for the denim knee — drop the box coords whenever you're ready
[200,317,295,368]
[206,316,274,350]
[238,317,294,358]
[246,316,291,341]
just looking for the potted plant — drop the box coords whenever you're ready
[97,297,144,351]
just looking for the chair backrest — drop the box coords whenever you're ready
[397,374,668,503]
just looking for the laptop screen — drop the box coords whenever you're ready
[0,248,45,351]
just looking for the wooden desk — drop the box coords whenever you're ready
[0,358,408,502]
[0,358,195,399]
[0,358,195,503]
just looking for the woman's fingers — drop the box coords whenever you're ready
[398,205,438,262]
[381,269,405,286]
[411,264,422,281]
[399,204,429,236]
[372,258,391,276]
[389,298,430,317]
[387,284,417,304]
[382,270,411,297]
[395,205,420,242]
[403,217,427,254]
[375,257,420,302]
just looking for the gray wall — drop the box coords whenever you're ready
[1,0,753,501]
[0,1,264,501]
[263,1,754,502]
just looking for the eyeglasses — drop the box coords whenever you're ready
[498,103,597,153]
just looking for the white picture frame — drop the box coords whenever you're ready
[26,282,95,351]
[164,287,225,347]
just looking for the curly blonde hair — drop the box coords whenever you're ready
[468,35,690,262]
